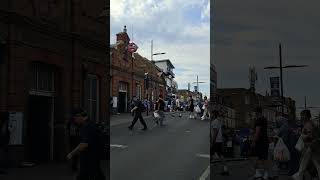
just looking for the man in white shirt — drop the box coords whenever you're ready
[175,97,182,117]
[211,110,229,176]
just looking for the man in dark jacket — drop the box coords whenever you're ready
[66,117,80,172]
[67,108,105,180]
[128,99,148,131]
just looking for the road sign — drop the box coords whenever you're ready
[127,42,138,53]
[270,77,280,97]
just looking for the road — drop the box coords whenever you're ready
[110,112,210,180]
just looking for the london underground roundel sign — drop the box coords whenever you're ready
[128,42,138,53]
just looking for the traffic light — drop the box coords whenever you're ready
[144,73,149,89]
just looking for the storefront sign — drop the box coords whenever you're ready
[8,112,23,145]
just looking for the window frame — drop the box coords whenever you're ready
[87,74,100,123]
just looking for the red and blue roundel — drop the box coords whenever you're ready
[128,42,138,53]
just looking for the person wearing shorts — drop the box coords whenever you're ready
[211,110,229,176]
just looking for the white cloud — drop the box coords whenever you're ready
[110,0,210,96]
[201,1,210,19]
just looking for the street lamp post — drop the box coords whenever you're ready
[150,40,166,61]
[264,43,308,116]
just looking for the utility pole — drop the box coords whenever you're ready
[305,96,307,110]
[264,43,308,117]
[151,40,153,61]
[279,43,285,116]
[197,75,199,93]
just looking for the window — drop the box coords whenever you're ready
[86,74,99,122]
[136,84,141,99]
[119,82,127,92]
[245,95,250,105]
[30,63,55,93]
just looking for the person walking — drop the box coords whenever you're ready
[250,107,270,180]
[175,96,182,117]
[292,109,320,180]
[67,108,105,180]
[188,96,195,119]
[0,112,10,175]
[66,117,81,172]
[156,95,166,126]
[211,110,229,175]
[201,96,209,120]
[128,98,148,131]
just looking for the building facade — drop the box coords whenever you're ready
[0,0,108,165]
[153,59,176,98]
[110,27,166,113]
[217,88,296,129]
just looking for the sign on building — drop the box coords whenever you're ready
[127,42,138,53]
[270,77,280,97]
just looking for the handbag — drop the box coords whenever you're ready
[295,135,304,152]
[154,111,160,119]
[273,138,291,161]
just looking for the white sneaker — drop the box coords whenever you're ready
[252,169,263,179]
[292,172,303,180]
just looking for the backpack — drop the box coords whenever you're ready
[139,102,146,112]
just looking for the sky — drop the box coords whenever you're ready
[110,0,210,97]
[212,0,320,118]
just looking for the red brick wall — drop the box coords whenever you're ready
[0,0,108,163]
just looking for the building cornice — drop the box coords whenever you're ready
[0,10,107,50]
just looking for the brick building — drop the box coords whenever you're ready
[0,1,108,165]
[110,27,166,113]
[217,88,296,129]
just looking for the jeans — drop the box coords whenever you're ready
[158,111,165,126]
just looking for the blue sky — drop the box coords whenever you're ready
[110,0,210,96]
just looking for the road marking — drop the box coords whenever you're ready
[110,144,128,149]
[196,153,210,159]
[199,165,210,180]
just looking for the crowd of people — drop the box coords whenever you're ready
[211,107,320,180]
[126,95,211,131]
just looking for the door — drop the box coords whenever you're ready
[28,95,52,163]
[118,92,127,113]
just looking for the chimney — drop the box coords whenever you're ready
[116,25,130,44]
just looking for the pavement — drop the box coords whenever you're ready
[0,161,108,180]
[210,159,293,180]
[110,111,210,180]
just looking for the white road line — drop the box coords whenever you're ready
[196,153,210,159]
[110,144,128,149]
[199,165,210,180]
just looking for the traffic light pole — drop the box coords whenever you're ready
[145,72,149,116]
[146,89,149,116]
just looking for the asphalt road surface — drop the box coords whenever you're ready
[110,112,210,180]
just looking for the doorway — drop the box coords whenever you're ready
[118,92,127,113]
[28,95,53,163]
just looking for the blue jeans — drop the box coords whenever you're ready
[158,111,165,126]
